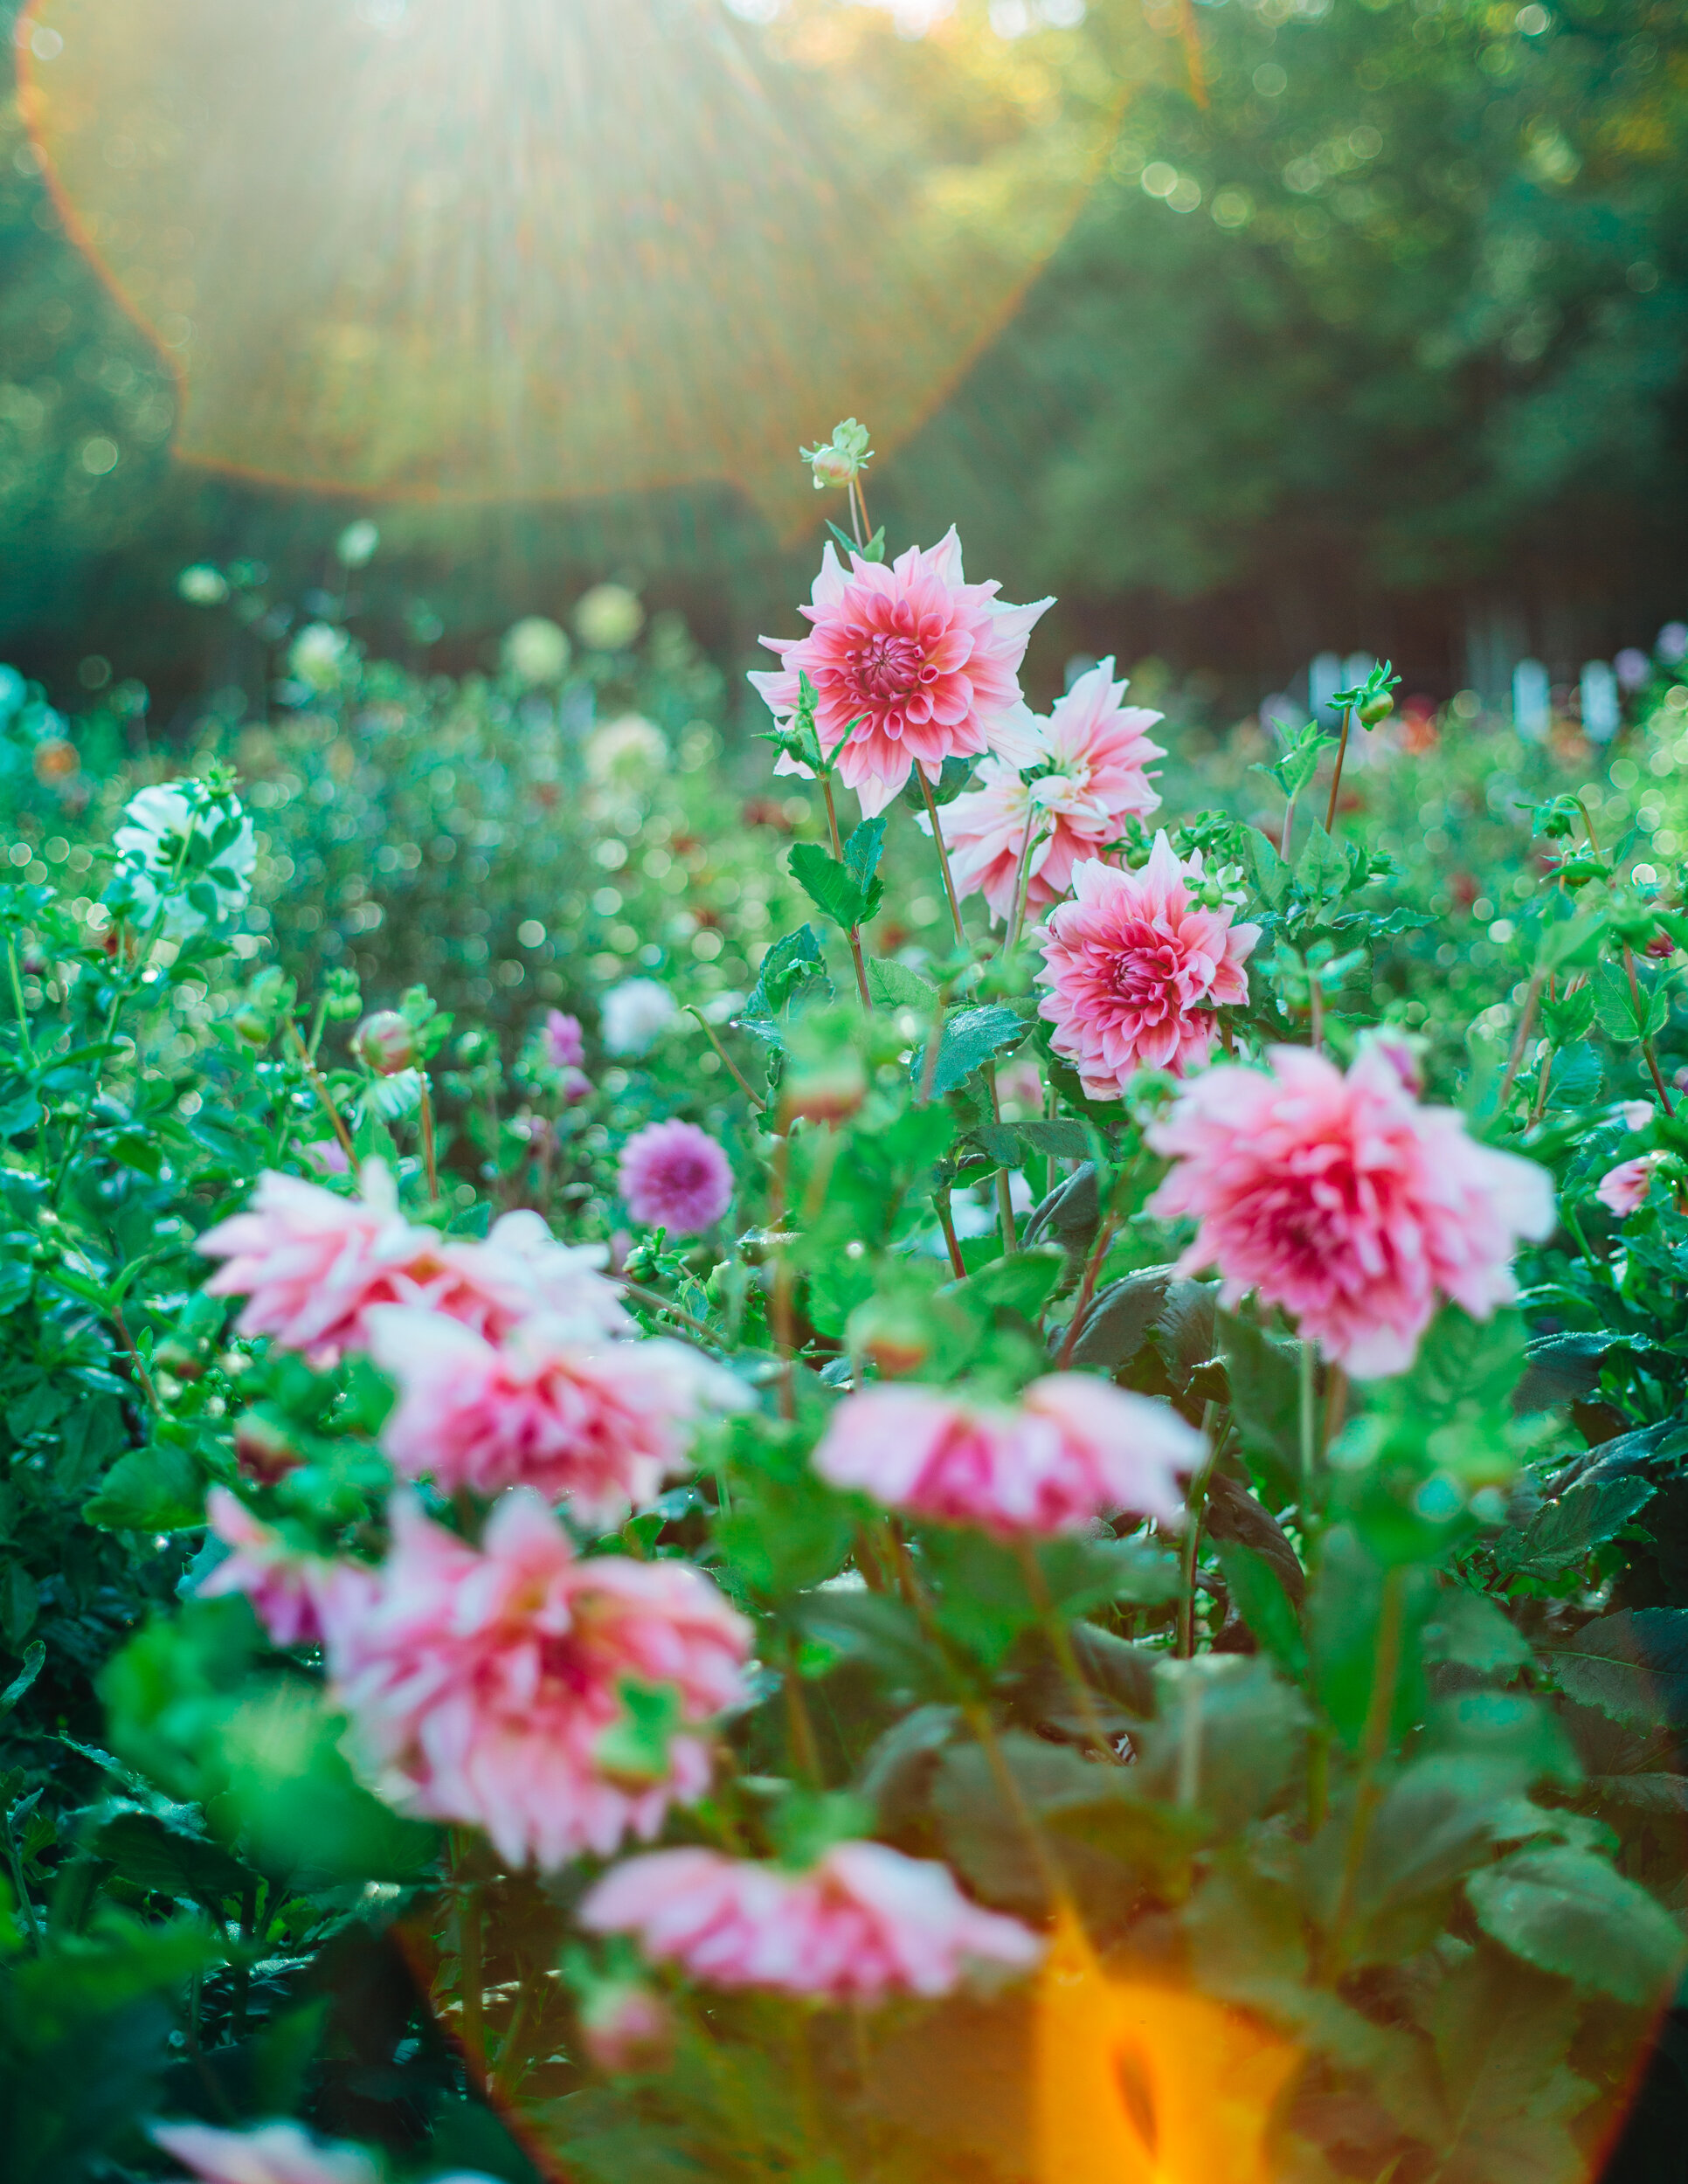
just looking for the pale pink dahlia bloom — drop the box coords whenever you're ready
[1597,1152,1664,1217]
[197,1486,324,1647]
[199,1164,626,1365]
[579,1841,1043,2002]
[318,1489,752,1867]
[365,1306,749,1526]
[812,1373,1197,1535]
[543,1009,586,1068]
[748,529,1051,817]
[618,1120,733,1234]
[1147,1043,1557,1379]
[937,658,1165,920]
[151,2118,493,2184]
[1036,833,1261,1095]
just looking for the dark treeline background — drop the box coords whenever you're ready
[0,0,1685,729]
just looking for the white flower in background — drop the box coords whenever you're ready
[586,715,668,783]
[177,564,229,605]
[114,780,257,939]
[601,978,676,1055]
[575,583,645,652]
[289,622,353,692]
[336,518,380,568]
[502,615,571,688]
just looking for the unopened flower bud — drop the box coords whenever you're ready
[235,1406,303,1483]
[1646,930,1676,960]
[807,444,857,490]
[233,1004,273,1047]
[353,1010,418,1075]
[1359,692,1394,726]
[154,1337,205,1382]
[579,1980,675,2075]
[847,1297,930,1379]
[781,1048,867,1125]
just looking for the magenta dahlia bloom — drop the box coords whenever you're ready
[748,529,1051,817]
[618,1120,733,1234]
[1147,1043,1557,1379]
[366,1307,749,1527]
[197,1486,324,1648]
[318,1490,753,1868]
[937,658,1165,920]
[1035,833,1261,1095]
[812,1373,1197,1536]
[1596,1152,1664,1217]
[199,1165,627,1366]
[579,1841,1042,2002]
[543,1009,586,1068]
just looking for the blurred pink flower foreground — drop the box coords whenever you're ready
[1597,1151,1664,1216]
[199,1163,626,1365]
[197,1485,323,1647]
[749,529,1050,816]
[813,1372,1198,1535]
[618,1120,733,1234]
[367,1306,748,1526]
[1149,1042,1557,1378]
[1037,833,1260,1094]
[152,2118,491,2184]
[318,1490,752,1867]
[938,658,1165,921]
[580,1841,1042,2002]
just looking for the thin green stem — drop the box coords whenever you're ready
[821,778,874,1010]
[685,1006,767,1109]
[1056,1212,1119,1369]
[286,1018,356,1163]
[418,1072,440,1200]
[918,772,967,952]
[1006,805,1043,953]
[1318,1566,1407,1982]
[982,1062,1018,1253]
[1623,943,1676,1115]
[1178,1409,1223,1658]
[1298,1337,1318,1518]
[1323,703,1354,833]
[6,941,34,1068]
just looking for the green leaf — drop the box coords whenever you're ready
[0,1259,31,1317]
[0,1641,45,1717]
[0,1084,40,1139]
[90,1809,258,1904]
[83,1440,204,1531]
[867,956,939,1012]
[1543,1607,1688,1728]
[787,841,882,930]
[1593,959,1643,1042]
[1065,1266,1173,1372]
[1536,908,1608,973]
[1425,1943,1594,2184]
[911,1006,1027,1095]
[1467,1847,1684,2004]
[105,1130,163,1180]
[744,926,829,1022]
[1495,1475,1654,1580]
[1246,827,1290,908]
[1216,1309,1303,1503]
[712,1471,855,1597]
[952,1248,1064,1325]
[1293,821,1349,903]
[1422,1589,1532,1676]
[1214,1540,1306,1677]
[790,1590,940,1702]
[1014,1117,1090,1159]
[844,816,886,892]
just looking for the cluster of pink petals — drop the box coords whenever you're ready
[579,1841,1043,2003]
[317,1490,753,1868]
[812,1372,1197,1535]
[151,2118,494,2184]
[1148,1042,1557,1379]
[197,1486,325,1647]
[937,658,1165,920]
[366,1306,749,1526]
[749,529,1050,817]
[617,1120,734,1235]
[1596,1151,1664,1217]
[543,1009,586,1068]
[1036,833,1261,1094]
[199,1162,627,1365]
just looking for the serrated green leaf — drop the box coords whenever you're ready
[1544,1607,1688,1728]
[1496,1476,1654,1579]
[744,925,829,1021]
[1246,827,1290,908]
[912,1006,1027,1095]
[867,956,939,1012]
[1293,822,1349,903]
[83,1440,204,1531]
[1467,1847,1683,2003]
[787,842,881,930]
[1215,1541,1307,1677]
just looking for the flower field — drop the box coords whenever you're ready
[5,437,1688,2184]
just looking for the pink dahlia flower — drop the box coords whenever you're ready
[618,1120,733,1234]
[199,1164,626,1365]
[748,529,1051,817]
[1147,1043,1557,1379]
[197,1485,324,1647]
[318,1489,753,1867]
[543,1009,586,1068]
[150,2119,492,2184]
[1036,833,1261,1095]
[937,658,1165,921]
[1596,1152,1664,1217]
[365,1307,749,1526]
[578,1841,1042,2002]
[811,1373,1197,1535]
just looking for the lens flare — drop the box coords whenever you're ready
[19,0,1127,525]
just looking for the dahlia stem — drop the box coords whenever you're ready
[1318,1565,1407,1983]
[983,1064,1018,1254]
[685,1006,766,1109]
[771,1131,797,1420]
[1624,943,1676,1115]
[287,1017,357,1165]
[934,1185,967,1281]
[418,1072,440,1201]
[1006,805,1042,954]
[6,939,33,1068]
[1279,790,1297,863]
[1177,1412,1222,1659]
[1308,973,1325,1054]
[1323,701,1354,834]
[918,772,968,952]
[821,778,874,1011]
[1056,1212,1119,1369]
[1298,1337,1318,1510]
